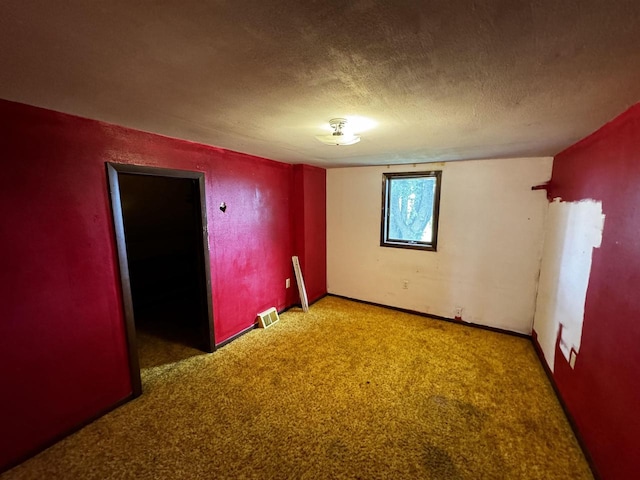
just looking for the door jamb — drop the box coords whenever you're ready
[106,162,216,397]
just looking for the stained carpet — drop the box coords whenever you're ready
[2,296,592,479]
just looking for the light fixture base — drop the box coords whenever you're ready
[328,118,348,130]
[315,118,361,146]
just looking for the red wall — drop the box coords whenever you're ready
[292,164,327,304]
[538,104,640,479]
[0,99,326,470]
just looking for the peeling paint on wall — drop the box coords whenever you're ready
[533,198,605,372]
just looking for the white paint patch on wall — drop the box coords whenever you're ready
[533,199,605,372]
[326,157,553,334]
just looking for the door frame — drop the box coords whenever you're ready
[106,162,216,397]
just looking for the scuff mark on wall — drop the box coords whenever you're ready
[533,198,605,372]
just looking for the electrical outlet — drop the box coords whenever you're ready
[402,280,409,289]
[285,278,291,288]
[454,307,463,318]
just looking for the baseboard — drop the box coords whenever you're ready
[308,292,328,306]
[215,323,257,349]
[530,331,601,480]
[288,292,329,311]
[1,393,134,474]
[214,296,330,350]
[327,294,530,339]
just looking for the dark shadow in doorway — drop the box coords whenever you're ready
[106,164,215,395]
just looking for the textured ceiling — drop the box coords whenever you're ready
[1,1,639,167]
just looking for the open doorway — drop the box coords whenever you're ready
[107,164,215,396]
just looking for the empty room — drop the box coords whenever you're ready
[1,2,639,479]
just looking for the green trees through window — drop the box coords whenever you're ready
[381,171,442,251]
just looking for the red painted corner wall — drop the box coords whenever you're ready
[538,103,640,479]
[292,164,327,305]
[0,99,326,470]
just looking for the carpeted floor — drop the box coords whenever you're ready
[2,296,593,479]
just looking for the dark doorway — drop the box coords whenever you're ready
[107,164,215,396]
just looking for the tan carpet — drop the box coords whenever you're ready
[2,296,592,479]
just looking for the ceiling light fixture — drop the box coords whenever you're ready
[315,118,361,146]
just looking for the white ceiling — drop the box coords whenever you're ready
[1,1,639,167]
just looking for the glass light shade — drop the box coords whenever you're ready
[315,133,361,146]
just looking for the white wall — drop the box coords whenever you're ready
[326,157,552,334]
[533,199,605,371]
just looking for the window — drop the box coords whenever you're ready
[380,171,442,251]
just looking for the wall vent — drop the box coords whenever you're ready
[257,307,280,329]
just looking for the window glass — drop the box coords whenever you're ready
[381,171,442,251]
